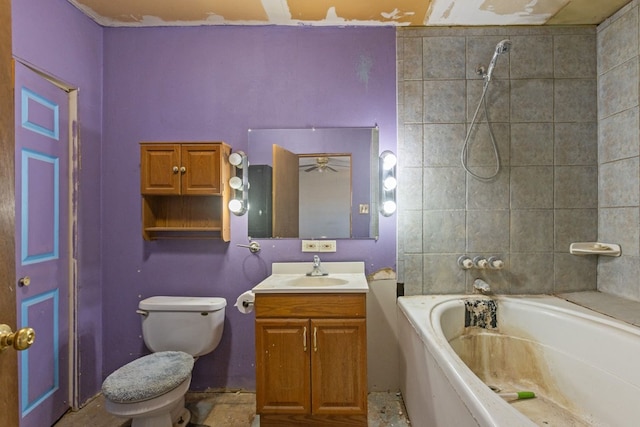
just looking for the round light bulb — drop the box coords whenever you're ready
[228,199,244,214]
[381,152,397,170]
[229,152,245,167]
[229,176,243,190]
[382,200,397,216]
[383,176,397,191]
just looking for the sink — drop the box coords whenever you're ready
[251,261,369,294]
[287,276,349,287]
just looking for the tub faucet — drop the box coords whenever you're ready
[473,278,491,294]
[306,255,328,276]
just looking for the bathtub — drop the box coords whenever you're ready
[397,294,640,427]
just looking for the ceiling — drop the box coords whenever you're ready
[68,0,631,27]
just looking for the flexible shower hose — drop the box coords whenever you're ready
[460,78,501,181]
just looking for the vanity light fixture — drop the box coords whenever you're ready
[379,150,397,217]
[228,150,249,216]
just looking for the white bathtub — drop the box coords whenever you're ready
[397,294,640,427]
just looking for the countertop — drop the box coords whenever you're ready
[251,261,369,294]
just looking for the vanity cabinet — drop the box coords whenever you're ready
[255,293,367,427]
[140,142,232,240]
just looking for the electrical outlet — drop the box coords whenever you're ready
[359,204,369,214]
[318,240,337,252]
[301,240,319,252]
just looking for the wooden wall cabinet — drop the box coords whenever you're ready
[140,142,232,241]
[255,293,368,427]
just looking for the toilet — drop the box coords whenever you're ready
[102,296,226,427]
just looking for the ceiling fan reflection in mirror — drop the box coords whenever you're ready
[299,155,350,173]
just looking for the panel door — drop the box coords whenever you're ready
[181,144,220,195]
[255,318,310,414]
[140,143,180,194]
[15,62,70,427]
[311,318,367,415]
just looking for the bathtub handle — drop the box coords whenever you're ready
[313,327,318,352]
[303,326,307,352]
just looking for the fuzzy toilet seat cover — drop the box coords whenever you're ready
[102,351,194,403]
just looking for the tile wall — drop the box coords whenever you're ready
[597,1,640,302]
[397,26,599,295]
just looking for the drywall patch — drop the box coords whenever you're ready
[381,8,416,20]
[479,0,564,17]
[426,0,570,25]
[357,54,373,89]
[68,0,270,26]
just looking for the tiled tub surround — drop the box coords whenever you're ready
[597,1,640,302]
[397,26,599,296]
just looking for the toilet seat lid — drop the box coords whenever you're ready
[102,351,194,403]
[139,296,227,312]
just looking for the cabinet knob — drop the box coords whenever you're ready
[172,166,179,174]
[180,166,186,174]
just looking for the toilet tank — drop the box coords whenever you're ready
[138,296,226,357]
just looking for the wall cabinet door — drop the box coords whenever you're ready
[180,144,221,195]
[311,318,367,415]
[140,144,181,194]
[255,319,311,414]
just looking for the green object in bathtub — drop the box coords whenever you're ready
[498,391,536,400]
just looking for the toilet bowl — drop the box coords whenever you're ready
[102,296,226,427]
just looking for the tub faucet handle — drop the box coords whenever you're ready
[473,256,489,269]
[488,257,504,270]
[457,256,474,270]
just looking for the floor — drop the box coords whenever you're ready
[54,391,411,427]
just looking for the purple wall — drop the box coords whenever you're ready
[12,0,104,403]
[11,0,397,399]
[102,25,397,390]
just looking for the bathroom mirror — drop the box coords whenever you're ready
[247,127,379,239]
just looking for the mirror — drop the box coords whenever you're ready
[247,127,379,239]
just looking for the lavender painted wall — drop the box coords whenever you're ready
[102,25,396,390]
[12,0,104,403]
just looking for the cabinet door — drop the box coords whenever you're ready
[181,144,221,195]
[140,144,181,194]
[311,318,367,415]
[256,319,311,414]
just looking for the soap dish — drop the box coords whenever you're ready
[569,242,621,257]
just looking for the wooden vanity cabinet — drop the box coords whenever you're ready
[255,293,367,427]
[140,142,232,240]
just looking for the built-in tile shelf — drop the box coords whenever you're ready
[569,242,621,257]
[559,291,640,328]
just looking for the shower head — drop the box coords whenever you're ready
[495,39,511,55]
[485,39,511,82]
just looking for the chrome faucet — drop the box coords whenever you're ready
[306,255,328,276]
[473,278,491,294]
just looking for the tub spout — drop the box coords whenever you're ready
[473,278,491,294]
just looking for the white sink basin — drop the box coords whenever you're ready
[252,262,368,294]
[287,276,349,287]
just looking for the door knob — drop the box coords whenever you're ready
[18,276,30,287]
[0,324,36,351]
